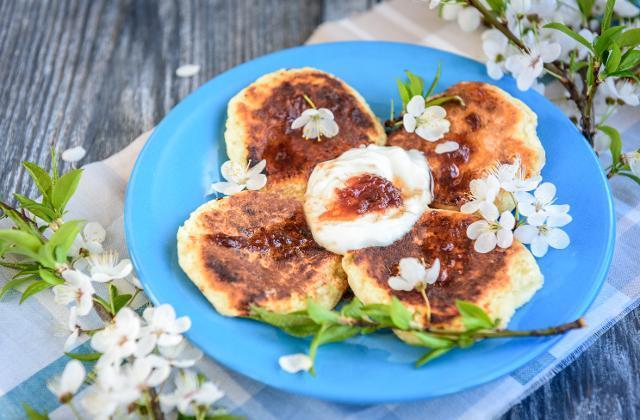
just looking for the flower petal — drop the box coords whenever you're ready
[460,200,480,215]
[534,182,556,204]
[496,228,514,248]
[291,113,311,129]
[61,146,86,163]
[545,228,570,249]
[415,121,449,141]
[211,181,244,196]
[388,276,413,291]
[398,257,427,285]
[479,201,499,221]
[424,105,447,120]
[514,224,538,244]
[246,159,266,177]
[499,211,516,230]
[319,119,340,138]
[474,232,498,253]
[245,174,267,191]
[435,141,459,154]
[530,235,549,257]
[424,258,441,285]
[279,353,312,373]
[83,222,106,244]
[547,212,572,227]
[403,113,417,133]
[406,95,426,116]
[318,108,335,120]
[467,220,488,240]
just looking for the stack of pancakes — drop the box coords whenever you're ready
[177,68,545,330]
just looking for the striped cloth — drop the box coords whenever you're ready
[1,1,639,418]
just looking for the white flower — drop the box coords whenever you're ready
[159,370,224,416]
[91,307,141,360]
[387,257,440,291]
[514,213,571,257]
[403,96,451,141]
[460,175,501,220]
[53,270,95,316]
[159,340,203,368]
[511,0,532,14]
[428,0,441,9]
[491,158,541,193]
[605,79,639,107]
[124,354,171,390]
[505,38,561,91]
[458,6,482,32]
[87,250,133,283]
[291,108,339,140]
[467,211,516,253]
[61,146,86,163]
[175,64,200,78]
[278,353,313,374]
[435,141,460,154]
[69,222,106,257]
[625,151,640,176]
[482,29,509,79]
[138,304,191,353]
[515,182,570,225]
[83,363,140,420]
[47,360,86,403]
[210,159,267,196]
[64,307,81,352]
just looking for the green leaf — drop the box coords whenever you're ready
[586,58,595,86]
[340,298,364,318]
[250,306,315,329]
[307,300,340,324]
[361,303,393,326]
[13,194,56,222]
[113,294,132,313]
[20,281,53,304]
[93,295,112,315]
[416,347,452,367]
[316,324,361,345]
[411,332,455,349]
[618,50,640,72]
[619,172,640,185]
[544,23,594,53]
[594,26,625,57]
[22,403,49,420]
[396,79,410,109]
[38,268,64,285]
[50,146,59,181]
[46,219,83,261]
[424,63,442,100]
[485,0,504,14]
[0,230,42,252]
[65,351,102,361]
[426,95,465,107]
[605,42,621,74]
[281,323,321,337]
[405,70,425,97]
[22,162,52,198]
[389,297,412,330]
[599,125,622,165]
[51,169,83,213]
[577,0,595,19]
[0,276,37,299]
[618,28,640,48]
[601,0,616,32]
[456,300,494,330]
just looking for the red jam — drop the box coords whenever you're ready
[321,174,403,220]
[211,218,319,260]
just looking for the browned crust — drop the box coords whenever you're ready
[225,68,386,193]
[387,82,544,210]
[346,209,533,328]
[177,191,347,316]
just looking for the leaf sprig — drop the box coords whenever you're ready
[251,297,585,373]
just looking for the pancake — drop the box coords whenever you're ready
[225,68,386,198]
[177,190,348,317]
[342,209,543,331]
[387,82,545,211]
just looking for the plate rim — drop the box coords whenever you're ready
[124,41,616,404]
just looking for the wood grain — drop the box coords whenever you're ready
[0,1,638,419]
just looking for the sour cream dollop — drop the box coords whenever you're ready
[304,145,433,254]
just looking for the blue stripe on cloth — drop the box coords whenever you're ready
[0,341,93,420]
[510,351,557,385]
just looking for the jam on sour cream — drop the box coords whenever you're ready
[304,145,433,254]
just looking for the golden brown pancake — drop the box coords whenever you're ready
[225,68,386,197]
[388,82,545,210]
[177,191,348,316]
[342,209,543,330]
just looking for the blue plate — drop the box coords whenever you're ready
[124,42,615,404]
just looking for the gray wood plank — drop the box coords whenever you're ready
[0,1,637,419]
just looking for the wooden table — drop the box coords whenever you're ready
[1,1,637,418]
